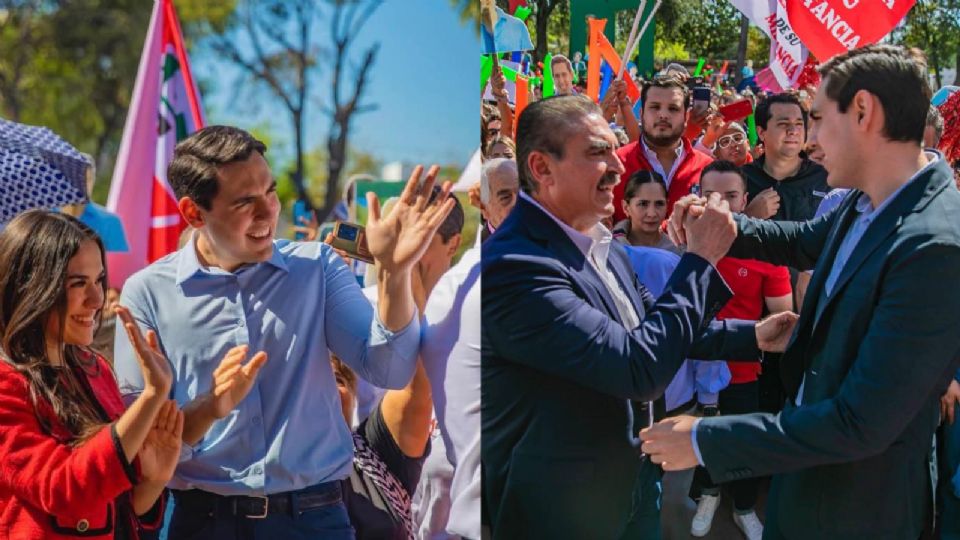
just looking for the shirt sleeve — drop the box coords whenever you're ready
[321,245,420,390]
[691,417,706,466]
[763,264,793,298]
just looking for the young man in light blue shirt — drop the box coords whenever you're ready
[114,125,455,539]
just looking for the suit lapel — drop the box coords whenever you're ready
[608,244,646,320]
[516,197,628,325]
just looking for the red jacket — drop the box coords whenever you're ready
[614,137,714,223]
[0,352,164,539]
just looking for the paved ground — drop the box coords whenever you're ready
[660,469,769,540]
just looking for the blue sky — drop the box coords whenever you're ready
[191,1,477,170]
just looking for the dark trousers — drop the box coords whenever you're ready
[620,458,663,540]
[691,381,761,512]
[167,482,354,540]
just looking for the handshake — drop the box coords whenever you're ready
[666,193,738,266]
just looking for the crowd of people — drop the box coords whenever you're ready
[0,115,484,539]
[482,42,960,540]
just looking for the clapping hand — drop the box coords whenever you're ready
[116,306,172,397]
[208,345,268,419]
[138,399,183,484]
[364,165,456,273]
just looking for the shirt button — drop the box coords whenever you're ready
[253,465,263,474]
[252,416,261,426]
[237,318,245,327]
[76,519,89,532]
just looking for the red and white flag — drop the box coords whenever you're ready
[729,0,809,89]
[106,0,204,288]
[786,0,916,62]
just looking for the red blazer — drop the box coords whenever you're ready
[614,137,714,223]
[0,351,164,539]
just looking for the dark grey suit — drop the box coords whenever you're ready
[697,159,960,539]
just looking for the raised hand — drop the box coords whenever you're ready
[209,345,268,419]
[116,306,172,397]
[293,210,319,241]
[138,399,183,484]
[744,187,781,219]
[756,311,800,352]
[364,165,456,273]
[667,194,707,247]
[684,192,736,266]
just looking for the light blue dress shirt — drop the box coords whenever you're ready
[114,237,420,496]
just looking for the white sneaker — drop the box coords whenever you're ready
[733,510,764,540]
[690,494,720,537]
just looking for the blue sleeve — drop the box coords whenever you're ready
[321,245,419,390]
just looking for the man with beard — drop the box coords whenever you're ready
[614,75,714,223]
[482,95,797,539]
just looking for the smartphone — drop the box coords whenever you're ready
[718,99,754,122]
[292,200,313,241]
[330,221,374,264]
[692,86,711,115]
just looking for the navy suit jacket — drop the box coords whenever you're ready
[481,197,759,539]
[697,159,960,539]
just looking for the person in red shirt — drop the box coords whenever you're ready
[614,74,714,223]
[0,211,265,539]
[687,161,793,540]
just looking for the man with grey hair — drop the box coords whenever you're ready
[482,94,796,539]
[925,104,944,149]
[480,158,519,241]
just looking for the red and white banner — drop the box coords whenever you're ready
[106,0,204,288]
[729,0,809,89]
[786,0,916,61]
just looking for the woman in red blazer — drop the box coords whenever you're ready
[0,210,182,539]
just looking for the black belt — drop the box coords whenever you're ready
[172,481,342,519]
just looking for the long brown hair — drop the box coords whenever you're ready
[0,210,108,442]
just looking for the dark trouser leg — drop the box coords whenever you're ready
[718,381,761,513]
[620,459,663,540]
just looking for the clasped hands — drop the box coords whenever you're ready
[639,195,801,472]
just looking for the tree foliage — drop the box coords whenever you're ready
[891,0,960,88]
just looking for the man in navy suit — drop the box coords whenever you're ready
[481,95,798,539]
[643,45,960,540]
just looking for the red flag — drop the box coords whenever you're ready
[106,0,204,288]
[786,0,916,61]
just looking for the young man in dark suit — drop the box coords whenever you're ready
[481,95,797,539]
[644,44,960,540]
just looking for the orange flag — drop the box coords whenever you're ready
[586,18,641,104]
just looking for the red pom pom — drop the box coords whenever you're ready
[938,89,960,162]
[795,58,821,89]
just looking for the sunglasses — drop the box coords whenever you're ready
[717,133,746,148]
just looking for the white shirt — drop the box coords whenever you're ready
[641,136,685,188]
[419,230,482,539]
[520,192,640,329]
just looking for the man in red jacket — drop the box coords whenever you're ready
[614,74,714,223]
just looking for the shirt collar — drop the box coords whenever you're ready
[175,231,289,285]
[853,151,940,220]
[641,135,683,160]
[519,191,612,265]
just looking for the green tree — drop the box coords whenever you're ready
[891,0,960,88]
